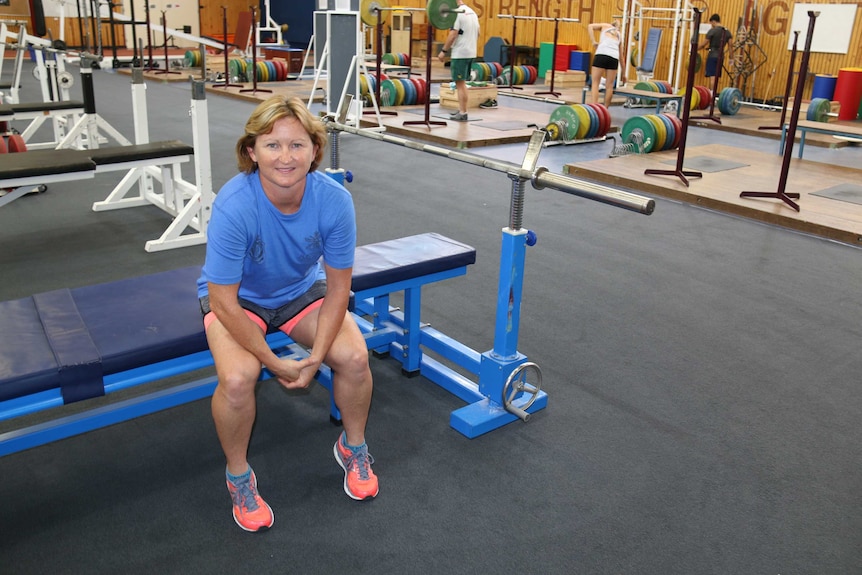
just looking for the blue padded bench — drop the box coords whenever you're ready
[0,232,476,456]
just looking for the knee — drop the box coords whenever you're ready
[216,366,259,407]
[330,343,371,380]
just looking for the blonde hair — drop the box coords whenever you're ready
[236,95,328,174]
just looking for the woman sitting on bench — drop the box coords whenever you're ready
[197,95,378,533]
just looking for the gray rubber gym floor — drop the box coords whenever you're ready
[1,62,860,574]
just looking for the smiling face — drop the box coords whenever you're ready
[248,116,319,211]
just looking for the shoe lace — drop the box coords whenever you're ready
[345,449,375,481]
[231,480,260,512]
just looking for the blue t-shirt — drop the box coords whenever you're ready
[197,170,356,308]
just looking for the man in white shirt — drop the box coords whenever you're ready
[436,0,479,121]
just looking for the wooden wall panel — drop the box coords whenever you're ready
[393,0,862,102]
[199,0,250,38]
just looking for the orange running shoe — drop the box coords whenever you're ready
[226,469,274,532]
[333,433,379,501]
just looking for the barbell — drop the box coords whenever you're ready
[360,0,463,30]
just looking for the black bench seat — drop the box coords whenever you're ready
[0,100,85,117]
[0,140,194,192]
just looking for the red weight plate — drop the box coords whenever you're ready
[8,134,26,152]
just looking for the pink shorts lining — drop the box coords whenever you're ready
[203,298,323,336]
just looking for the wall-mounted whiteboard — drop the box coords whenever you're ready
[787,3,857,54]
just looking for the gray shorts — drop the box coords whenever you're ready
[199,280,327,333]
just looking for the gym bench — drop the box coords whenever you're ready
[0,232,477,456]
[0,139,193,204]
[0,139,208,251]
[0,100,86,150]
[779,119,862,158]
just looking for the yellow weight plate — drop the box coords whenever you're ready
[644,114,666,152]
[572,104,591,140]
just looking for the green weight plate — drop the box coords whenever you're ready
[380,79,398,107]
[622,115,656,153]
[572,104,591,139]
[807,97,831,122]
[634,81,655,92]
[428,0,459,30]
[184,50,195,68]
[548,104,580,140]
[471,62,484,81]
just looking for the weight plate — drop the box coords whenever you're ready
[400,78,416,105]
[266,60,277,81]
[8,134,27,153]
[428,0,459,30]
[380,79,398,107]
[572,104,591,139]
[548,104,580,141]
[718,87,741,115]
[360,0,390,26]
[683,88,700,110]
[594,103,610,136]
[645,114,666,151]
[807,97,831,122]
[412,77,425,104]
[656,113,675,150]
[621,115,656,153]
[392,77,405,105]
[470,62,484,81]
[584,104,600,139]
[666,112,683,149]
[545,122,562,141]
[702,85,714,109]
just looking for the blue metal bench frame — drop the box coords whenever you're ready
[0,233,522,456]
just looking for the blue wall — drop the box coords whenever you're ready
[268,0,315,48]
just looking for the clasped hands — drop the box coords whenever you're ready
[270,355,321,390]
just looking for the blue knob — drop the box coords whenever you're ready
[345,170,353,183]
[526,230,537,246]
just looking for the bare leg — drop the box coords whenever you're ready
[456,79,468,115]
[604,69,618,107]
[590,66,603,104]
[290,310,373,446]
[207,320,265,476]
